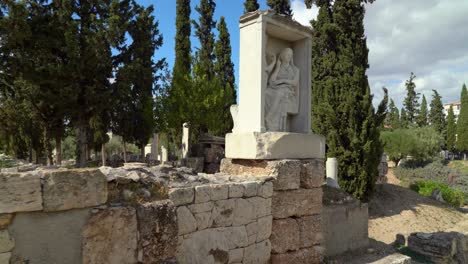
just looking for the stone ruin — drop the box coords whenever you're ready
[0,10,372,264]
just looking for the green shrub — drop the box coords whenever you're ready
[411,180,465,207]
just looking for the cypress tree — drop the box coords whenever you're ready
[403,72,420,124]
[311,0,387,201]
[193,0,216,78]
[173,0,192,80]
[114,4,164,160]
[267,0,293,16]
[429,90,445,135]
[400,108,409,128]
[214,16,236,133]
[386,99,400,129]
[244,0,260,13]
[446,105,456,153]
[417,95,428,127]
[457,84,468,158]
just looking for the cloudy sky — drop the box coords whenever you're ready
[147,0,468,109]
[292,0,468,108]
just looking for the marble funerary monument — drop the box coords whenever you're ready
[228,11,325,160]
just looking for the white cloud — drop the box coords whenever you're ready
[292,0,468,108]
[291,0,318,26]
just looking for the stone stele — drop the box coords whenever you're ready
[227,11,325,160]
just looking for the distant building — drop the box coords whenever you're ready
[444,102,461,121]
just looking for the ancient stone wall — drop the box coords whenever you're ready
[1,158,324,264]
[221,158,325,264]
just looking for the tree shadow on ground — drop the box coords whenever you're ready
[368,183,460,219]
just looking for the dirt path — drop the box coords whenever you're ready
[329,171,468,263]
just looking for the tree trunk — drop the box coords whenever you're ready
[28,140,33,163]
[140,145,145,162]
[123,141,127,163]
[76,121,88,168]
[55,136,62,166]
[43,128,53,166]
[101,143,106,167]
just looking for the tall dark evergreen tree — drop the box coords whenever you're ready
[267,0,293,16]
[403,72,420,125]
[114,4,165,160]
[429,90,445,135]
[457,84,468,158]
[446,105,456,153]
[173,0,192,80]
[386,99,400,129]
[214,16,236,133]
[417,95,428,127]
[400,108,409,128]
[193,0,216,78]
[311,0,387,201]
[244,0,260,13]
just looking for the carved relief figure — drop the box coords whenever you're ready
[265,48,300,131]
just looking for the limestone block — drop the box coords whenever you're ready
[271,247,324,264]
[224,226,249,249]
[0,252,11,264]
[247,197,271,218]
[0,173,42,213]
[258,182,273,198]
[177,228,230,264]
[8,209,91,264]
[243,182,259,197]
[322,201,369,257]
[0,214,14,229]
[169,187,194,206]
[407,232,468,263]
[229,183,244,198]
[82,207,137,264]
[225,132,325,160]
[233,198,255,226]
[194,185,211,203]
[270,218,300,254]
[256,215,272,242]
[0,230,14,253]
[137,200,178,263]
[272,188,322,219]
[369,253,412,264]
[270,160,302,190]
[189,202,213,214]
[243,240,271,264]
[301,159,324,189]
[212,199,235,227]
[211,184,229,201]
[177,206,197,235]
[194,212,213,230]
[297,215,322,248]
[229,248,244,264]
[246,222,258,237]
[42,169,107,211]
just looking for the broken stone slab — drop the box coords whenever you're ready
[369,253,412,264]
[0,172,43,213]
[270,218,300,254]
[137,200,178,263]
[270,246,324,264]
[82,207,138,264]
[407,232,468,263]
[42,169,108,212]
[272,188,322,219]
